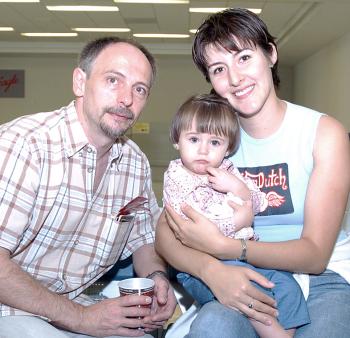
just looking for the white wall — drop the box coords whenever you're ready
[294,31,350,130]
[0,53,211,123]
[0,52,294,123]
[277,66,294,102]
[0,54,76,123]
[293,31,350,230]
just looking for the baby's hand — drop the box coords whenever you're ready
[207,167,236,193]
[228,199,254,230]
[207,167,250,200]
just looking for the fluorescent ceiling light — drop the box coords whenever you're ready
[0,1,39,2]
[114,0,188,3]
[133,33,189,38]
[21,32,78,37]
[73,28,130,32]
[189,29,197,34]
[46,6,119,12]
[190,8,261,14]
[0,27,14,31]
[189,7,226,13]
[247,8,262,14]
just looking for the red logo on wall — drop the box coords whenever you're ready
[0,70,25,97]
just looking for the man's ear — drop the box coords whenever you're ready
[173,144,179,150]
[72,67,86,97]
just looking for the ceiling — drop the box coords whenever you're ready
[1,0,350,66]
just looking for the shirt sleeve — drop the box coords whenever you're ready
[0,131,40,253]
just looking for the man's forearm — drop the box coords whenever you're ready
[154,211,214,281]
[0,248,82,331]
[132,243,167,277]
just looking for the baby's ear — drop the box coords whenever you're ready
[173,144,179,150]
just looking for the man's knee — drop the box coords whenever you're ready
[0,316,68,338]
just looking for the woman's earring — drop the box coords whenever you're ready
[173,144,179,150]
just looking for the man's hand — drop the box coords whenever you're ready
[143,273,177,332]
[72,295,153,337]
[131,243,176,332]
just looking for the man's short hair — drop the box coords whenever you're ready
[78,36,156,85]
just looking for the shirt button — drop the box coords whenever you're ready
[87,147,92,153]
[74,239,79,246]
[62,273,67,280]
[87,167,93,173]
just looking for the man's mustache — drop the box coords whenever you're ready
[104,107,134,119]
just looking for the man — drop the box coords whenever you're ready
[0,37,176,338]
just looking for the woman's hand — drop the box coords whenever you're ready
[161,207,278,325]
[204,261,278,325]
[165,203,225,255]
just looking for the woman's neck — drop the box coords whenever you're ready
[239,98,287,139]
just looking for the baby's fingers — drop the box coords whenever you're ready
[206,167,221,177]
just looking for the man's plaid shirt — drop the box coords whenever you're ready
[0,101,161,316]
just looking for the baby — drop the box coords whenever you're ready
[163,93,310,338]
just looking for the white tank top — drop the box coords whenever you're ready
[230,101,347,242]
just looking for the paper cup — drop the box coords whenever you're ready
[118,278,154,308]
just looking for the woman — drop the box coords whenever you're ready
[155,8,350,338]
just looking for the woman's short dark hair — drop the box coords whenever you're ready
[192,8,280,88]
[78,36,156,85]
[170,93,240,155]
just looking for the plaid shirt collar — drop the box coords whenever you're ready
[63,100,123,160]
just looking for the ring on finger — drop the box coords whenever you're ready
[248,301,254,309]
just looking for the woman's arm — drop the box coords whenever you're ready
[224,116,349,273]
[155,210,278,325]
